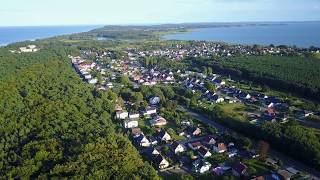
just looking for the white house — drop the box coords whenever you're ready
[144,107,157,116]
[153,155,170,169]
[88,78,98,84]
[123,118,138,129]
[84,74,92,80]
[245,94,251,100]
[135,134,150,147]
[192,159,211,174]
[129,113,140,119]
[198,146,212,158]
[115,111,128,120]
[146,147,160,156]
[150,116,167,126]
[202,136,216,145]
[149,97,160,105]
[216,97,225,103]
[158,131,171,142]
[213,143,227,153]
[170,141,186,154]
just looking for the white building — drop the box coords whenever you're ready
[144,107,157,116]
[88,78,98,84]
[192,159,211,174]
[171,142,186,154]
[123,119,138,129]
[129,113,140,119]
[150,116,167,126]
[115,111,128,120]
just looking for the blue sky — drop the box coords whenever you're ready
[1,0,320,26]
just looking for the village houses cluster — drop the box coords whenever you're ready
[68,44,317,179]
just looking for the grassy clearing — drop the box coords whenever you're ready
[244,159,272,176]
[219,103,248,122]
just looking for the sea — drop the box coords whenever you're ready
[0,25,102,46]
[1,22,319,48]
[163,22,320,48]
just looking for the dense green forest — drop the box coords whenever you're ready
[0,45,159,179]
[188,55,320,101]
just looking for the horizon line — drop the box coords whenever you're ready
[1,20,320,28]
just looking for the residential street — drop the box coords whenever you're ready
[179,106,320,179]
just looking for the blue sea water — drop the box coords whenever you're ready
[163,22,320,48]
[0,25,101,46]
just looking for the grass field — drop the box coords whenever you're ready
[219,103,248,122]
[244,159,272,176]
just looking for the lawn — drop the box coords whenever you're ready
[243,159,272,176]
[207,153,229,166]
[219,103,248,122]
[164,122,186,141]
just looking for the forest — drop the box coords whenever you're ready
[187,55,320,101]
[0,44,159,179]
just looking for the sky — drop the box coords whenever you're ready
[1,0,320,26]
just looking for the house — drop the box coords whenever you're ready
[286,167,299,175]
[123,118,138,129]
[266,108,276,117]
[181,120,191,126]
[153,155,170,169]
[170,141,186,154]
[277,169,294,180]
[202,135,216,145]
[88,78,98,84]
[237,151,259,159]
[212,79,225,86]
[135,134,150,147]
[148,136,158,145]
[150,116,167,126]
[149,96,160,105]
[145,147,160,157]
[192,159,211,174]
[114,104,123,111]
[232,162,248,177]
[158,131,171,142]
[131,128,142,138]
[266,158,278,167]
[198,146,212,158]
[186,126,202,136]
[188,141,202,150]
[84,74,92,80]
[227,148,238,158]
[213,143,227,153]
[144,107,157,116]
[212,167,225,176]
[128,112,140,119]
[211,95,225,103]
[115,111,128,120]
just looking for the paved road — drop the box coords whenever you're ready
[180,106,320,179]
[296,119,320,129]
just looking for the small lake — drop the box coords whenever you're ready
[163,22,320,48]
